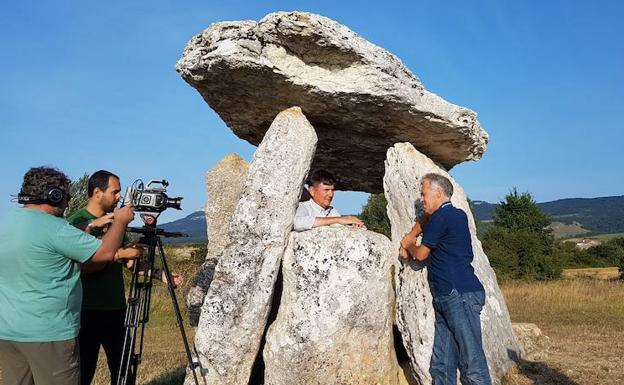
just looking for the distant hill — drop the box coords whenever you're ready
[159,210,207,244]
[160,195,624,243]
[472,196,624,236]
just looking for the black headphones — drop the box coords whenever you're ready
[18,186,67,206]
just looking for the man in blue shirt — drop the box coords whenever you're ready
[0,167,137,385]
[399,173,491,385]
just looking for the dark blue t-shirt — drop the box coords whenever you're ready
[421,202,484,297]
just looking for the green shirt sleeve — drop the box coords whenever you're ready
[52,221,102,263]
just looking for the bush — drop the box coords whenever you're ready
[64,173,89,218]
[189,243,208,262]
[359,194,391,238]
[482,189,561,280]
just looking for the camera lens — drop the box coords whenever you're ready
[165,196,183,210]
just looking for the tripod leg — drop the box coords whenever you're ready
[117,240,157,385]
[156,238,202,385]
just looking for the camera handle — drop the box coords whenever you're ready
[116,225,202,385]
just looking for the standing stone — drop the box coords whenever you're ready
[186,154,250,326]
[205,153,249,258]
[383,143,520,385]
[176,11,489,193]
[190,107,317,385]
[264,226,408,385]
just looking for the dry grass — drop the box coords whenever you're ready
[561,267,620,280]
[501,279,624,385]
[89,246,204,385]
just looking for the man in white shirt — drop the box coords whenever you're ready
[293,170,366,232]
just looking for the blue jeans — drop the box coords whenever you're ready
[430,289,492,385]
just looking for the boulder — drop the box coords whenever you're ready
[176,11,488,193]
[263,226,408,385]
[512,323,549,361]
[186,154,249,326]
[187,259,217,327]
[383,143,520,384]
[205,153,249,258]
[190,107,317,385]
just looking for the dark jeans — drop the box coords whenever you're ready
[430,289,492,385]
[79,308,125,385]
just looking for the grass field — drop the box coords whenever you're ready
[561,267,620,280]
[501,279,624,385]
[564,232,624,243]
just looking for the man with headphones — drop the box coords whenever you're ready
[0,167,139,385]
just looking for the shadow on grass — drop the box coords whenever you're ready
[516,359,580,385]
[144,365,186,385]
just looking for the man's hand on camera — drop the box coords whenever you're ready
[115,245,144,261]
[114,205,135,224]
[90,213,114,229]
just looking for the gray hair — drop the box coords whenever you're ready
[421,173,453,198]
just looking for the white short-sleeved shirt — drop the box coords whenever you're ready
[293,199,341,232]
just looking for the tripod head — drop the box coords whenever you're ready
[126,225,189,239]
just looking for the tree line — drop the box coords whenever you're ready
[359,190,624,281]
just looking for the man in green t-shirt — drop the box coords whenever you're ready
[0,167,138,385]
[68,170,182,385]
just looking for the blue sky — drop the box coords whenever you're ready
[1,0,622,223]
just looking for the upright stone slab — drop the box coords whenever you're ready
[205,153,249,258]
[186,154,250,326]
[263,226,408,385]
[383,143,520,385]
[190,107,317,385]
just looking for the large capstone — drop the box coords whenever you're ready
[176,11,488,193]
[383,143,521,385]
[189,107,317,385]
[187,153,250,326]
[263,226,409,385]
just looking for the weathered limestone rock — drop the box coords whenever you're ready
[190,107,317,385]
[264,226,408,385]
[176,11,488,193]
[187,259,217,327]
[187,154,250,326]
[383,143,520,385]
[512,323,549,361]
[205,153,249,257]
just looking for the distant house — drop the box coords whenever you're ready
[575,239,602,250]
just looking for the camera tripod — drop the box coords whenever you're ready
[116,223,202,385]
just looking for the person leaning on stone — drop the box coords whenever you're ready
[293,169,366,232]
[0,166,138,385]
[399,173,492,385]
[67,170,183,385]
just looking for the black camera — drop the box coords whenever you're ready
[122,179,182,214]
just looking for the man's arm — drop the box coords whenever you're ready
[74,213,114,234]
[399,242,431,261]
[399,213,432,261]
[89,206,135,263]
[82,244,143,274]
[312,215,365,229]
